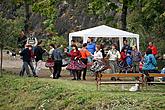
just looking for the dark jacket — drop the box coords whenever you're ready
[34,46,45,62]
[20,48,31,62]
[52,48,63,61]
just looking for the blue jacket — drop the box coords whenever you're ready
[52,48,63,61]
[142,54,157,70]
[87,42,96,55]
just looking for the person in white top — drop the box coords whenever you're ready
[93,45,103,61]
[106,44,121,73]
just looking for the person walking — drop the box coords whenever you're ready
[106,44,121,73]
[51,45,63,79]
[131,46,142,73]
[34,40,46,75]
[80,43,91,80]
[19,44,37,77]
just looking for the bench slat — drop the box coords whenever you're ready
[100,81,142,85]
[101,73,142,78]
[147,82,165,84]
[148,74,165,77]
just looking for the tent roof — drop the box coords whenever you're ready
[69,25,139,38]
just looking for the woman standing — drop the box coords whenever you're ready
[48,44,55,77]
[66,44,86,80]
[80,43,91,80]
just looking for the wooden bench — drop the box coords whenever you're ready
[96,73,165,90]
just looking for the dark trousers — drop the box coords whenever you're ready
[53,60,62,79]
[20,61,36,76]
[81,58,88,80]
[71,70,80,80]
[143,70,156,82]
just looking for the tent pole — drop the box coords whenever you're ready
[69,34,72,46]
[119,37,123,51]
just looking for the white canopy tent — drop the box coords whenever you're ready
[69,25,139,51]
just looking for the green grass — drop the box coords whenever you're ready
[0,73,165,110]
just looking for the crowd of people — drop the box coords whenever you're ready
[17,33,165,82]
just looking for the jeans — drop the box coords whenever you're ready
[35,60,42,75]
[133,62,140,73]
[20,61,36,76]
[109,60,118,73]
[53,60,62,79]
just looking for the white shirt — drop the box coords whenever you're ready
[93,51,103,60]
[49,48,54,57]
[107,49,121,61]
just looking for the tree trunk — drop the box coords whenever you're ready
[0,45,3,77]
[121,0,128,31]
[24,0,30,34]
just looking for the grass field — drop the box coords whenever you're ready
[0,72,165,110]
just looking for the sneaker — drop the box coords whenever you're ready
[72,78,76,80]
[33,75,38,77]
[50,74,53,78]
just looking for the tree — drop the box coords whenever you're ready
[0,12,23,76]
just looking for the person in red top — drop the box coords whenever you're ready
[65,44,86,80]
[80,43,91,80]
[147,42,158,56]
[119,48,127,72]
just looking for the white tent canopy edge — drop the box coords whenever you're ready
[69,25,139,51]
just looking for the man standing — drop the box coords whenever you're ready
[106,44,121,73]
[87,37,96,55]
[147,42,158,56]
[131,46,142,73]
[52,45,63,79]
[122,40,130,51]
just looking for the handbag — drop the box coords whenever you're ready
[62,58,69,67]
[45,58,54,67]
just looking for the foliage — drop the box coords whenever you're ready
[0,73,165,109]
[0,14,23,49]
[127,0,165,54]
[45,35,67,49]
[32,0,60,33]
[88,0,118,26]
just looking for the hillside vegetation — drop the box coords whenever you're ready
[0,73,165,110]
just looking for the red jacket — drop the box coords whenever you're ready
[148,45,158,55]
[120,52,127,61]
[67,50,81,60]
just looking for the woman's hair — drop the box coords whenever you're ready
[71,44,78,50]
[82,43,87,47]
[111,44,116,48]
[96,44,101,50]
[146,48,152,55]
[121,48,126,52]
[88,37,94,42]
[49,44,55,48]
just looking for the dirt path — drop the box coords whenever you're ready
[2,52,96,82]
